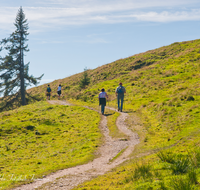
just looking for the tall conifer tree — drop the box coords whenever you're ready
[0,7,43,110]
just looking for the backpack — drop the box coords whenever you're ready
[117,86,124,94]
[47,87,51,92]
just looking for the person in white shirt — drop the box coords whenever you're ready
[57,84,62,100]
[98,88,108,115]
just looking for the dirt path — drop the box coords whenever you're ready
[13,101,139,190]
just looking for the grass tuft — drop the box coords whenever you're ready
[170,155,190,175]
[171,177,195,190]
[134,163,153,180]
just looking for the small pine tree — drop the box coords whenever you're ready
[79,68,90,89]
[0,7,43,111]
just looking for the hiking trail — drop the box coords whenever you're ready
[13,100,139,190]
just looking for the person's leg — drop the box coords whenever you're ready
[121,96,124,111]
[102,105,105,114]
[101,105,103,113]
[58,91,61,99]
[101,105,104,114]
[117,95,120,111]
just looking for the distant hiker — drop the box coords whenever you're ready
[98,88,108,115]
[57,84,62,100]
[115,82,126,112]
[46,85,51,100]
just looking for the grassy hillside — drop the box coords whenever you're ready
[0,101,101,189]
[70,39,200,189]
[2,39,200,189]
[30,39,200,189]
[28,39,200,103]
[29,39,200,151]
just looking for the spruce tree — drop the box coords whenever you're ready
[79,68,90,89]
[0,7,43,110]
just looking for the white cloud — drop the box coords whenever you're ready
[0,0,200,34]
[132,10,200,22]
[24,7,200,27]
[0,7,17,32]
[40,0,200,9]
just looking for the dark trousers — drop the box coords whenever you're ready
[117,94,124,111]
[99,98,106,114]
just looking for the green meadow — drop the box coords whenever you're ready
[0,101,101,189]
[1,39,200,189]
[71,40,200,189]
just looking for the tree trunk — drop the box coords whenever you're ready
[20,30,26,106]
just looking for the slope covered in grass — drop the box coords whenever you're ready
[0,101,101,189]
[70,40,200,189]
[28,39,200,102]
[12,39,200,189]
[29,39,200,150]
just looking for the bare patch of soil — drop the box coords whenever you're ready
[12,101,139,190]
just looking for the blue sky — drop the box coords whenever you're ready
[0,0,200,87]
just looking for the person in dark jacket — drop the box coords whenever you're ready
[115,82,126,112]
[46,84,51,100]
[98,88,108,115]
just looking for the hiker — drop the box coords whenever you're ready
[115,82,126,112]
[98,88,108,115]
[46,84,51,100]
[57,84,62,100]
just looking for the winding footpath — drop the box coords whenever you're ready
[13,100,139,190]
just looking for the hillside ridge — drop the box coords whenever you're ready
[28,38,200,103]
